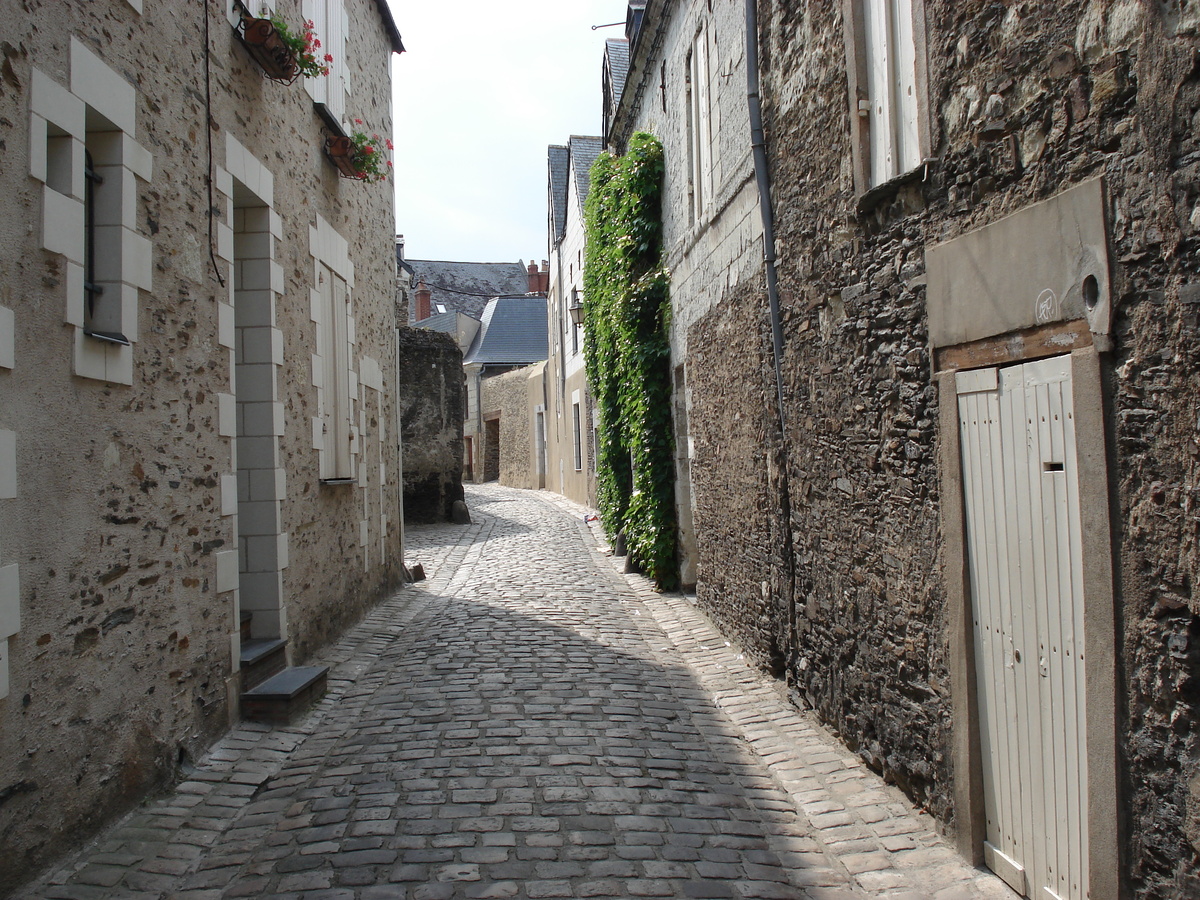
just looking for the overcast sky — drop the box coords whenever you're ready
[385,0,622,265]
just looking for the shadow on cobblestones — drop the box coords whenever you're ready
[18,485,1007,900]
[204,596,816,899]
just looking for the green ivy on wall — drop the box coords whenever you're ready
[583,133,678,590]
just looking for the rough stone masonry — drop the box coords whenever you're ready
[679,2,1200,896]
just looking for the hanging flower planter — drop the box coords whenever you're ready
[323,121,394,183]
[324,135,359,179]
[235,6,331,85]
[236,16,300,83]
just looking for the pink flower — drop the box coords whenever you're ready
[324,53,333,62]
[355,118,363,125]
[313,37,321,48]
[362,145,374,154]
[386,160,393,168]
[385,138,394,150]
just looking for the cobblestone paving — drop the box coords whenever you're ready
[20,484,1013,900]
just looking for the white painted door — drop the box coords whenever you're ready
[957,355,1088,900]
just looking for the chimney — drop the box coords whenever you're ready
[539,260,550,295]
[527,261,541,294]
[415,279,431,321]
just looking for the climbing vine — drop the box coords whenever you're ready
[583,133,678,590]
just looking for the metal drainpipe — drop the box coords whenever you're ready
[745,0,798,671]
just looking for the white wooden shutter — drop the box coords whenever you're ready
[695,26,712,210]
[302,0,327,107]
[890,0,921,174]
[328,0,347,125]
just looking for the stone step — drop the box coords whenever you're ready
[241,665,329,724]
[239,637,287,690]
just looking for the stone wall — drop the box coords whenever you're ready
[480,366,540,491]
[398,328,464,523]
[685,289,785,670]
[612,0,1200,890]
[683,0,1199,891]
[0,0,402,888]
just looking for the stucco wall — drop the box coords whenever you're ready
[0,0,402,887]
[546,151,596,507]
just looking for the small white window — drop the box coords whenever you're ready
[304,0,348,123]
[318,265,353,480]
[572,402,583,472]
[29,41,152,385]
[847,0,926,192]
[685,22,715,222]
[310,215,358,483]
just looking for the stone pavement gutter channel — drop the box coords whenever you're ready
[18,484,1013,900]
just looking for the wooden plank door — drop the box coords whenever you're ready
[957,355,1088,900]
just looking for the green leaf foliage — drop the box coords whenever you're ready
[582,133,678,590]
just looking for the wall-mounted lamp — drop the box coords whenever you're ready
[568,288,585,326]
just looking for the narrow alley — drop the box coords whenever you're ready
[21,485,1011,900]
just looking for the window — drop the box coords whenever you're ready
[846,0,927,192]
[29,40,152,384]
[83,135,130,346]
[686,22,717,223]
[304,0,348,123]
[318,265,353,480]
[572,401,583,472]
[309,215,357,483]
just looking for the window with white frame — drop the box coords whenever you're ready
[29,39,152,385]
[303,0,348,123]
[847,0,926,191]
[572,401,583,472]
[310,216,357,483]
[317,265,353,480]
[685,22,715,223]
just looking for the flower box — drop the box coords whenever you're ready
[323,124,393,182]
[324,136,360,179]
[237,16,301,84]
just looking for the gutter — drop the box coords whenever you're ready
[745,0,797,668]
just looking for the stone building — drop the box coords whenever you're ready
[479,364,546,491]
[545,136,603,507]
[610,0,1200,896]
[396,327,465,524]
[461,296,548,483]
[606,0,765,591]
[0,0,404,887]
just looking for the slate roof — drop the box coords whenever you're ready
[548,145,570,244]
[463,296,549,367]
[570,136,604,212]
[372,0,406,54]
[605,38,629,109]
[413,311,460,334]
[400,259,530,322]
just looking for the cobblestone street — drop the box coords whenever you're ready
[20,485,1012,900]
